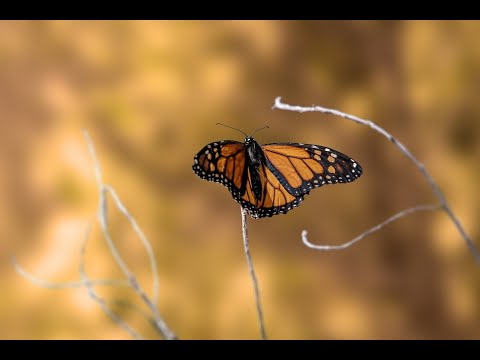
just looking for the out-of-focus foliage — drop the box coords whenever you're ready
[1,20,479,339]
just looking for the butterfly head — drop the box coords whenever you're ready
[244,136,254,146]
[214,123,269,167]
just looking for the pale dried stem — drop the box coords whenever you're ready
[241,207,267,340]
[273,97,479,262]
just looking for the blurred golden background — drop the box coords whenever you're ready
[1,20,480,339]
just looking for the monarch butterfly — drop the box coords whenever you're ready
[192,125,363,218]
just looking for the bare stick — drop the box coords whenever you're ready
[12,256,128,289]
[13,234,142,339]
[78,226,143,340]
[302,205,440,250]
[83,130,176,340]
[104,185,159,305]
[13,131,176,340]
[84,130,132,279]
[273,97,480,262]
[13,226,141,339]
[241,207,267,340]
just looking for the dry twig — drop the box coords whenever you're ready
[273,97,480,262]
[241,208,267,340]
[13,130,177,340]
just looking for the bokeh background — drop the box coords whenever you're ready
[1,20,480,339]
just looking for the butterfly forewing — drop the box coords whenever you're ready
[192,140,246,189]
[262,143,362,197]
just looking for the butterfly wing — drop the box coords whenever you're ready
[261,143,363,197]
[193,140,247,191]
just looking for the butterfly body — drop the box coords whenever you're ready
[193,136,362,219]
[245,137,265,201]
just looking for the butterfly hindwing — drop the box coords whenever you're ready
[238,162,305,218]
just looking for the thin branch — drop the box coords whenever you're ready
[13,130,176,340]
[241,207,267,340]
[273,97,480,263]
[13,227,142,340]
[302,205,440,250]
[78,227,143,340]
[127,275,177,339]
[83,130,176,340]
[12,256,128,289]
[111,299,164,337]
[104,185,159,305]
[83,130,132,279]
[103,185,172,336]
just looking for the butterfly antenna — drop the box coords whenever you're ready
[216,123,248,137]
[249,125,270,138]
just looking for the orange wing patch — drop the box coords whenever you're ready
[263,150,303,188]
[304,159,324,174]
[290,157,314,180]
[263,182,275,208]
[225,157,235,178]
[220,144,242,156]
[233,152,245,188]
[261,145,310,158]
[217,157,226,172]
